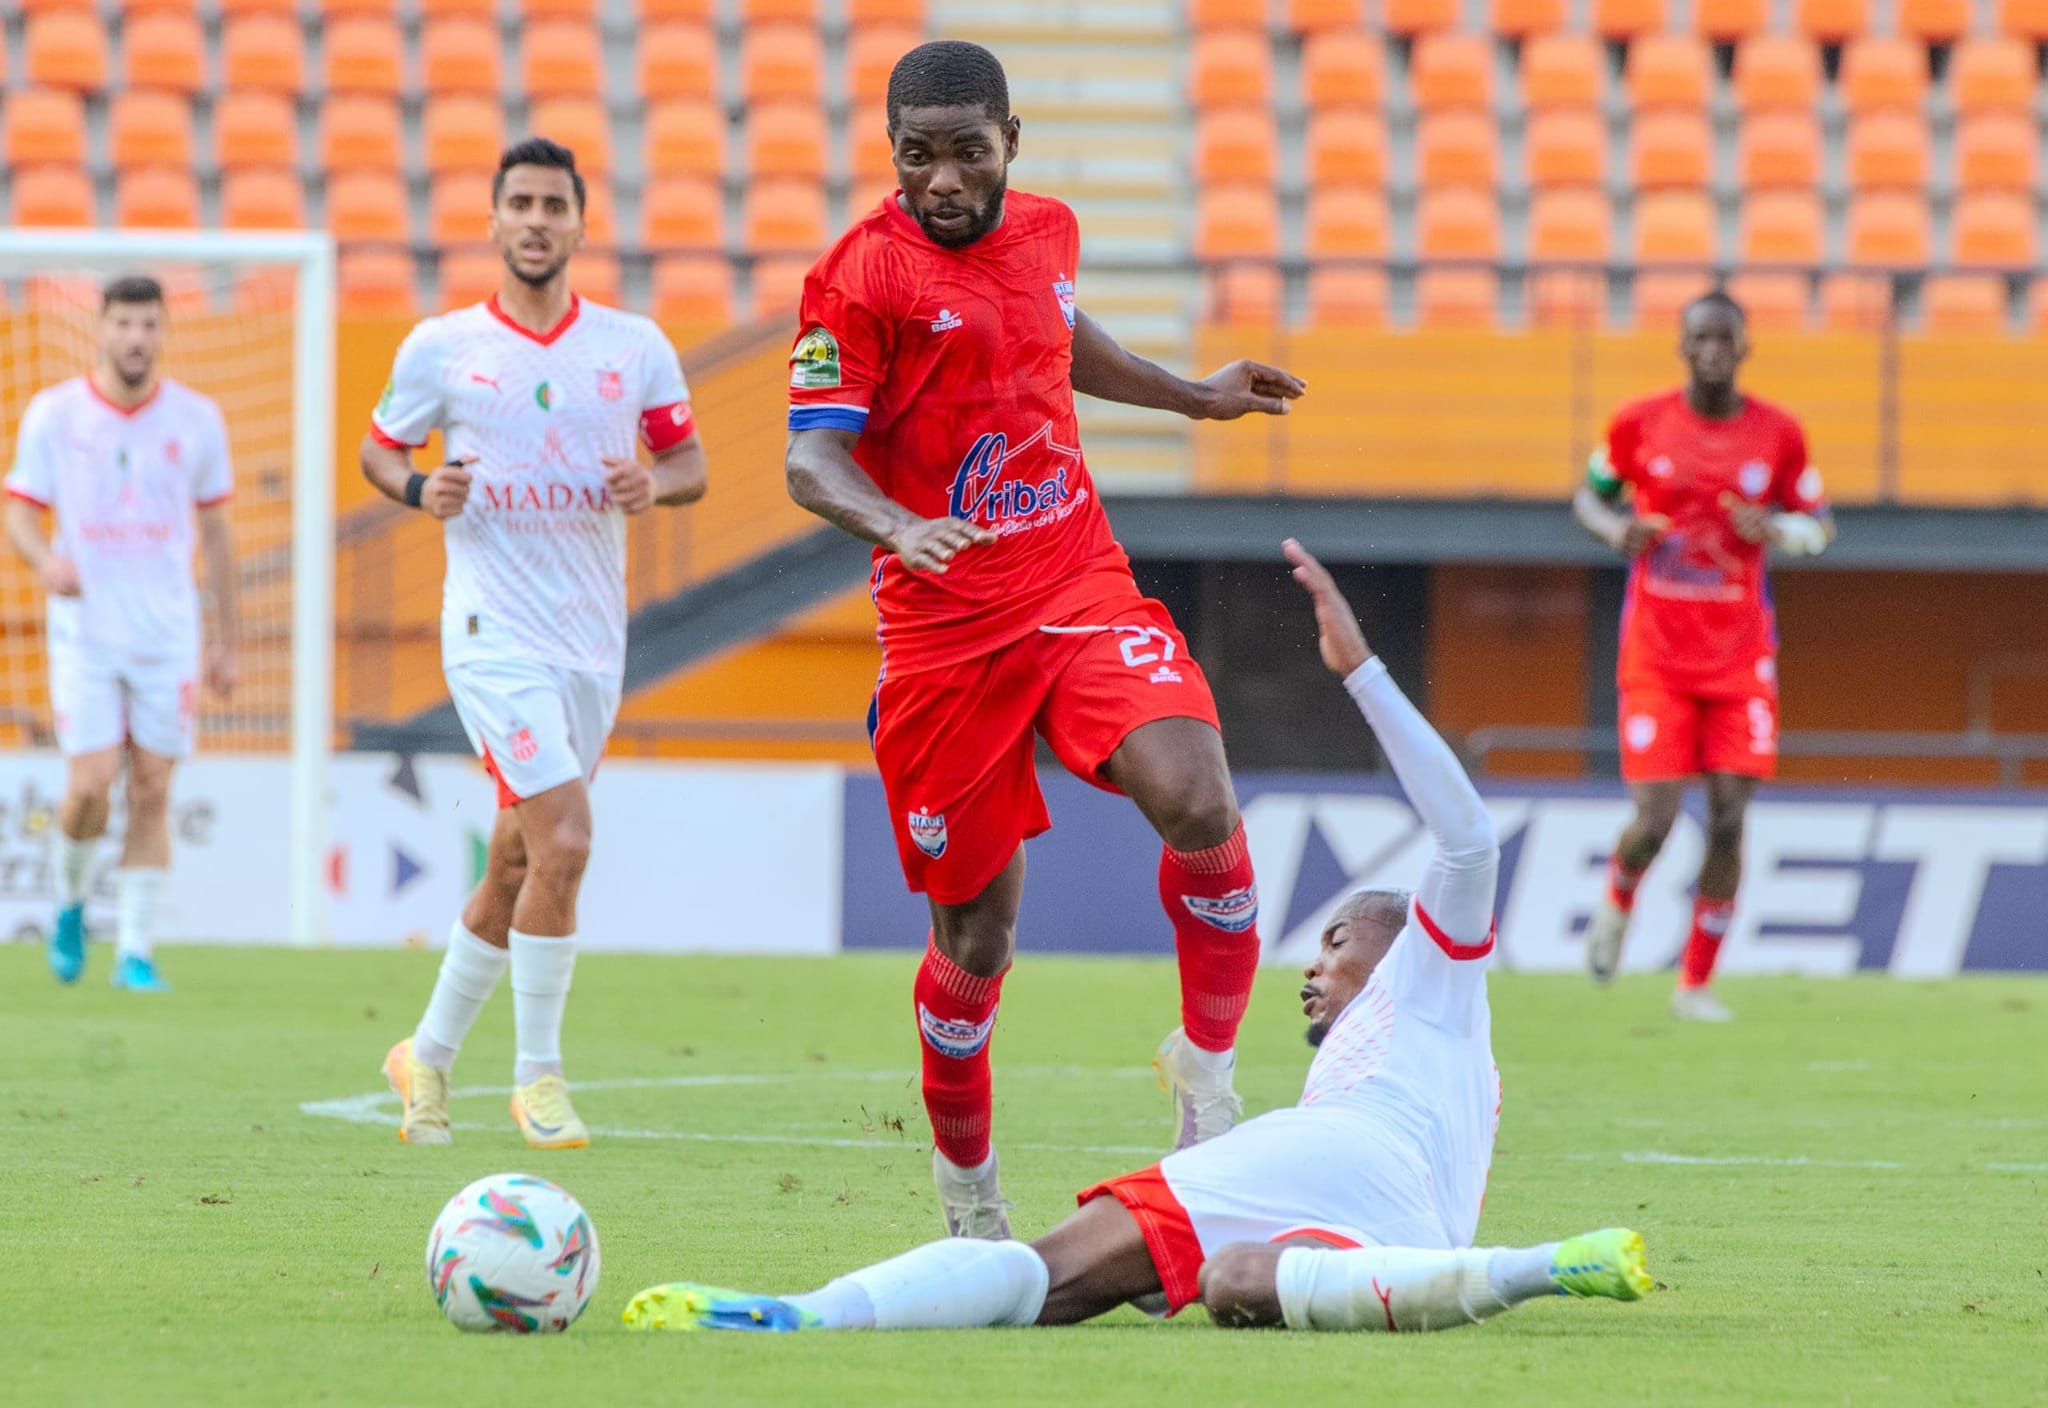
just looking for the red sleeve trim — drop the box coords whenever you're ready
[6,487,50,509]
[367,421,424,451]
[1414,900,1496,961]
[195,491,234,510]
[640,401,696,452]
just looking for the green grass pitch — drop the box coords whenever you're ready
[7,946,2044,1406]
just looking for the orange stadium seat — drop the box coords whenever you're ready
[417,0,497,16]
[1839,38,1928,113]
[579,178,618,247]
[1951,38,2034,113]
[109,91,194,170]
[232,265,299,313]
[642,23,717,98]
[1416,111,1500,189]
[1189,32,1273,108]
[1492,0,1567,37]
[326,0,402,14]
[116,168,199,228]
[645,99,727,180]
[221,16,305,95]
[1845,192,1931,265]
[1725,272,1809,329]
[528,96,614,175]
[339,250,420,317]
[1634,190,1715,265]
[1290,0,1367,29]
[1634,270,1715,327]
[423,95,506,173]
[1525,108,1606,187]
[1528,189,1611,328]
[1207,265,1283,326]
[221,168,306,229]
[743,25,826,104]
[1921,274,2008,332]
[750,255,812,319]
[651,255,735,323]
[524,21,604,98]
[747,103,828,181]
[1304,188,1390,256]
[24,12,107,91]
[1411,34,1494,111]
[1626,35,1712,111]
[1955,112,2037,190]
[1521,34,1603,109]
[1737,111,1822,188]
[848,0,927,21]
[1416,271,1499,329]
[1740,191,1823,263]
[1632,110,1712,189]
[848,27,920,104]
[1384,0,1460,36]
[325,171,408,243]
[427,171,493,244]
[526,0,599,17]
[1695,0,1768,40]
[1732,37,1822,113]
[1304,111,1387,188]
[4,89,88,166]
[848,176,897,216]
[643,0,715,17]
[1594,0,1667,40]
[1953,191,2035,266]
[121,11,205,93]
[1897,0,1969,42]
[572,252,622,307]
[1196,109,1280,186]
[1190,0,1267,26]
[439,249,502,309]
[1528,270,1606,327]
[1846,110,1930,189]
[1416,187,1500,258]
[11,166,95,226]
[323,17,405,96]
[743,0,819,20]
[1195,185,1282,257]
[1301,33,1386,109]
[2027,281,2048,333]
[322,96,404,172]
[1305,268,1389,326]
[1797,0,1871,39]
[420,19,503,95]
[744,179,829,253]
[1998,0,2048,37]
[1820,272,1892,329]
[215,92,298,169]
[850,103,894,181]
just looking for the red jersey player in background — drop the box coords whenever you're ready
[787,41,1305,1236]
[1572,291,1833,1022]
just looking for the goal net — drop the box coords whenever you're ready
[0,232,333,945]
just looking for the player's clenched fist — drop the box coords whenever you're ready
[421,456,475,519]
[888,516,996,574]
[603,456,658,515]
[1616,512,1670,557]
[39,554,82,598]
[1283,537,1372,677]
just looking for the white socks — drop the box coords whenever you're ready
[54,831,95,907]
[509,929,576,1086]
[787,1238,1049,1331]
[1275,1246,1521,1332]
[414,921,510,1071]
[1183,1042,1235,1076]
[114,867,164,961]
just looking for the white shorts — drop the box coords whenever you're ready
[445,657,620,808]
[1079,1106,1452,1315]
[49,649,198,759]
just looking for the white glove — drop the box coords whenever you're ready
[1770,512,1828,556]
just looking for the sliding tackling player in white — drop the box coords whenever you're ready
[622,539,1652,1335]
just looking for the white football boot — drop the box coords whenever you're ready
[1155,1026,1244,1152]
[1671,986,1735,1023]
[933,1148,1012,1240]
[1584,896,1631,985]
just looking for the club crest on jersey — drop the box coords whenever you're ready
[1738,459,1771,498]
[918,1002,996,1060]
[596,369,624,401]
[162,438,181,466]
[1184,885,1259,934]
[1796,465,1823,503]
[1648,455,1674,479]
[908,808,948,858]
[534,381,553,411]
[791,327,842,389]
[508,727,539,763]
[1052,277,1076,330]
[947,421,1082,529]
[1624,714,1658,752]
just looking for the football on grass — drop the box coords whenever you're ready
[426,1173,600,1333]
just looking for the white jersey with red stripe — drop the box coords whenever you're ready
[5,375,233,659]
[368,295,694,678]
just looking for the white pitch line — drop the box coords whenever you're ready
[1622,1150,1906,1169]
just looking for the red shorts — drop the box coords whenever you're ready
[1618,684,1778,783]
[869,592,1221,904]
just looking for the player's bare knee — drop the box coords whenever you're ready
[932,915,1014,979]
[1703,808,1746,857]
[125,772,171,824]
[1198,1246,1282,1330]
[524,823,591,892]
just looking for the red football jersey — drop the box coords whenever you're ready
[1597,389,1827,698]
[788,191,1133,675]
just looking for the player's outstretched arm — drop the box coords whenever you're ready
[1069,310,1304,420]
[785,428,993,574]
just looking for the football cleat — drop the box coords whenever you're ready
[1671,986,1735,1023]
[48,903,85,985]
[622,1283,820,1333]
[1584,896,1630,984]
[1154,1026,1243,1152]
[110,953,170,993]
[510,1073,590,1150]
[381,1037,453,1145]
[1549,1228,1653,1302]
[933,1147,1012,1240]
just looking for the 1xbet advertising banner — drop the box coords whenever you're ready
[840,773,2048,976]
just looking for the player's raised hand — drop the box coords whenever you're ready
[604,456,658,515]
[1718,491,1772,544]
[421,456,475,519]
[1193,360,1307,420]
[889,516,996,574]
[1617,512,1671,556]
[39,554,82,598]
[205,641,238,700]
[1283,537,1372,676]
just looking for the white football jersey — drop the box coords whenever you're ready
[370,295,693,677]
[5,376,233,659]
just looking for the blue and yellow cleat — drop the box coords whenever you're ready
[622,1283,820,1334]
[110,953,171,993]
[1550,1228,1653,1301]
[47,903,86,984]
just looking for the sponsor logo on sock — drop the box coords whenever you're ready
[918,1001,996,1059]
[1184,884,1259,934]
[908,808,948,859]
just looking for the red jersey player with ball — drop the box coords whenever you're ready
[788,41,1305,1235]
[1573,292,1833,1022]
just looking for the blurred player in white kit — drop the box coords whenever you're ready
[361,138,707,1150]
[4,274,240,993]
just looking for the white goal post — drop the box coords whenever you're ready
[0,229,335,947]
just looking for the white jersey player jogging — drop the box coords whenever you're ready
[369,294,693,802]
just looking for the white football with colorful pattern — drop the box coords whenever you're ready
[425,1173,600,1333]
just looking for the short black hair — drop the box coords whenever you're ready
[493,136,585,212]
[101,274,164,311]
[1685,288,1747,326]
[886,39,1010,129]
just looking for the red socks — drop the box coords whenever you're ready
[1679,895,1734,989]
[914,939,1005,1170]
[1161,822,1263,1054]
[1606,854,1648,914]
